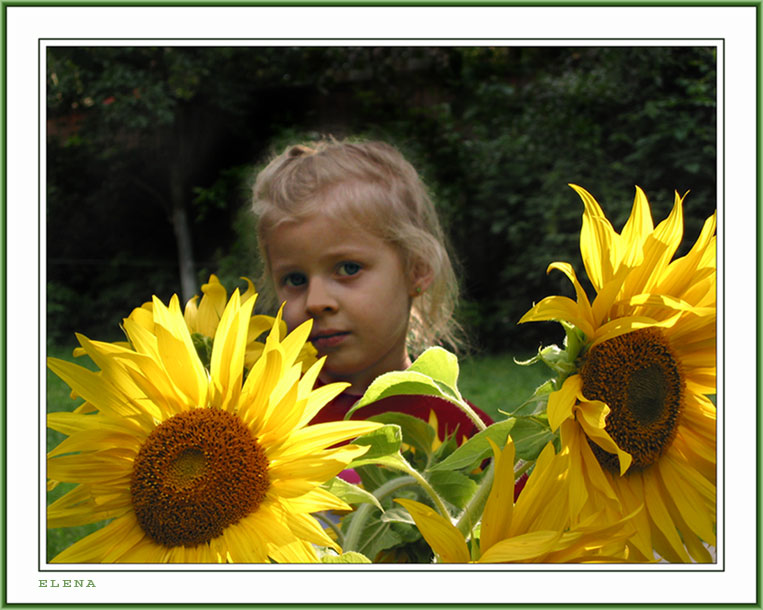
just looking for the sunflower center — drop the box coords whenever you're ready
[130,408,270,548]
[169,448,207,486]
[580,327,684,474]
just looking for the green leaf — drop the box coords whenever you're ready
[429,418,516,472]
[511,417,556,461]
[342,511,403,560]
[346,371,457,418]
[347,452,411,472]
[428,470,479,509]
[379,507,417,526]
[504,380,554,417]
[350,424,402,462]
[322,477,383,511]
[407,346,463,401]
[368,411,436,459]
[320,551,372,564]
[354,463,401,491]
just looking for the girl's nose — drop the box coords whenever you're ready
[305,278,338,316]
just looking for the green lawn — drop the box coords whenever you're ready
[44,344,553,560]
[457,351,554,422]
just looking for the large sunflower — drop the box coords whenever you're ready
[47,289,380,563]
[520,185,716,562]
[397,438,636,563]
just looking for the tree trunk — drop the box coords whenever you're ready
[169,162,197,303]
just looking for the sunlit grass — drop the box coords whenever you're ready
[458,351,553,422]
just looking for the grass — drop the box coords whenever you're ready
[44,343,555,560]
[458,351,554,422]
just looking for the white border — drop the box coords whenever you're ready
[6,4,757,606]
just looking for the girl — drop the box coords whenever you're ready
[252,138,492,441]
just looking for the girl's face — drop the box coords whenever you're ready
[267,212,416,394]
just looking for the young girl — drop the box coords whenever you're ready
[252,138,492,441]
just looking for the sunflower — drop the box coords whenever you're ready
[181,274,317,370]
[64,275,317,417]
[520,184,716,562]
[397,438,636,563]
[47,289,381,563]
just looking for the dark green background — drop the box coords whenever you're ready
[46,45,716,353]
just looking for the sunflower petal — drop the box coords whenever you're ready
[394,498,470,563]
[574,400,632,475]
[547,375,581,431]
[480,438,515,552]
[519,295,595,338]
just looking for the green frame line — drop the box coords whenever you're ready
[1,1,756,608]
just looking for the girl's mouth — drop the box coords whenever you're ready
[310,331,350,350]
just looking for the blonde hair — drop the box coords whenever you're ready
[252,138,463,356]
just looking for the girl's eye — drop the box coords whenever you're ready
[282,272,307,288]
[337,262,361,277]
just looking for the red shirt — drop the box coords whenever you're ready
[309,390,494,442]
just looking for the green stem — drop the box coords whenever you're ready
[454,461,494,537]
[342,476,417,553]
[446,397,487,433]
[399,461,453,521]
[315,512,344,547]
[514,459,532,479]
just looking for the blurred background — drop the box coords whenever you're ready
[46,45,717,357]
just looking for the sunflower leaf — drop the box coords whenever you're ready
[406,346,463,401]
[320,551,372,564]
[322,477,383,511]
[348,424,402,463]
[346,371,458,419]
[341,509,404,560]
[428,470,479,509]
[379,507,417,526]
[368,411,437,459]
[510,417,556,461]
[428,419,516,473]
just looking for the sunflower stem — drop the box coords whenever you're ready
[315,512,344,547]
[342,475,417,553]
[455,461,494,538]
[396,460,453,521]
[438,396,487,433]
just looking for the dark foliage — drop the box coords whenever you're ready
[47,46,716,352]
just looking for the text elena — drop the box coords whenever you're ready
[38,579,95,588]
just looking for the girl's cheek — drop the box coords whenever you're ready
[282,299,308,328]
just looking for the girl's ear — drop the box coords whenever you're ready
[409,259,434,297]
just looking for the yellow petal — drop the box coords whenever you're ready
[642,471,691,562]
[479,530,562,563]
[656,211,716,298]
[547,375,581,431]
[518,295,594,338]
[571,184,621,291]
[480,438,515,552]
[546,261,595,330]
[619,186,654,266]
[51,513,146,563]
[196,274,228,337]
[657,455,715,544]
[622,191,685,298]
[394,498,470,563]
[590,312,681,347]
[574,400,632,475]
[273,420,383,460]
[151,296,208,407]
